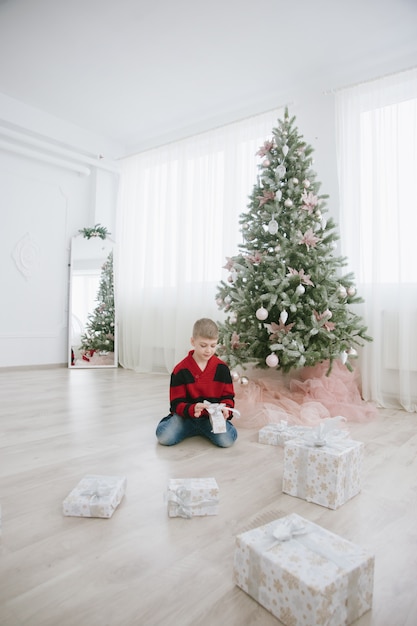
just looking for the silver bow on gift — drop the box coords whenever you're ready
[272,517,307,542]
[204,402,241,419]
[302,416,349,448]
[80,481,113,515]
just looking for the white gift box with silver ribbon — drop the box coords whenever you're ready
[167,477,219,518]
[258,421,310,446]
[282,422,363,509]
[63,474,127,518]
[233,513,374,626]
[203,402,240,434]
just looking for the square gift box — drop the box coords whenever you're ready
[282,437,363,509]
[167,477,219,518]
[258,422,309,446]
[233,513,374,626]
[63,474,127,518]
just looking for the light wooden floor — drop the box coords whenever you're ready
[1,366,416,626]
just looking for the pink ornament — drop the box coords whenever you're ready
[266,353,279,368]
[256,307,268,321]
[231,370,240,382]
[347,286,356,296]
[262,159,271,167]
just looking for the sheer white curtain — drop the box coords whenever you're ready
[116,109,283,373]
[335,68,417,411]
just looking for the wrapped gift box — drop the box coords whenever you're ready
[204,403,227,433]
[258,422,309,446]
[167,477,219,518]
[234,513,374,626]
[204,402,240,434]
[63,474,127,518]
[282,434,363,509]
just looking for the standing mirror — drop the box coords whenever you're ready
[68,232,117,368]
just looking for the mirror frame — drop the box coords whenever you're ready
[68,234,118,368]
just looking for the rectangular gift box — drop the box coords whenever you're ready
[234,513,374,626]
[206,404,227,434]
[258,422,309,446]
[63,474,127,518]
[167,477,219,518]
[282,437,363,509]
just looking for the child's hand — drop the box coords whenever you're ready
[194,402,207,417]
[221,407,230,419]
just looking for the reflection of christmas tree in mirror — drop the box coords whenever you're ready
[215,108,372,376]
[80,250,115,362]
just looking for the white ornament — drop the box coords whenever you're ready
[282,145,289,157]
[295,284,305,295]
[338,286,347,298]
[284,198,293,208]
[240,376,249,386]
[229,312,237,324]
[324,309,332,318]
[347,286,356,296]
[268,218,278,235]
[279,310,288,324]
[340,351,348,364]
[266,353,279,368]
[276,189,282,201]
[256,307,268,321]
[292,178,299,185]
[276,164,286,179]
[347,347,358,357]
[262,159,271,167]
[303,179,310,188]
[231,370,240,382]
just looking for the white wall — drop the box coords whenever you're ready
[0,87,339,369]
[0,96,120,367]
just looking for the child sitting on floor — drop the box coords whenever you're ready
[155,318,238,448]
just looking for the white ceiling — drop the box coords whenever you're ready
[0,0,416,157]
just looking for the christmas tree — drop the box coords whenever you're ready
[80,250,115,355]
[215,108,371,374]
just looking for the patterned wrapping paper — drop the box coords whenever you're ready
[233,513,374,626]
[282,438,363,509]
[63,474,127,518]
[258,422,310,446]
[167,477,219,518]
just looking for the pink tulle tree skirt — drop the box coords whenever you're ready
[233,360,377,429]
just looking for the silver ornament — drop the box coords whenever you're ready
[268,219,278,235]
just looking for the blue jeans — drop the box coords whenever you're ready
[156,413,238,448]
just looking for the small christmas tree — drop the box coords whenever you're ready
[80,250,115,355]
[215,108,371,374]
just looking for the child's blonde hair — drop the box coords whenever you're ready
[192,318,219,340]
